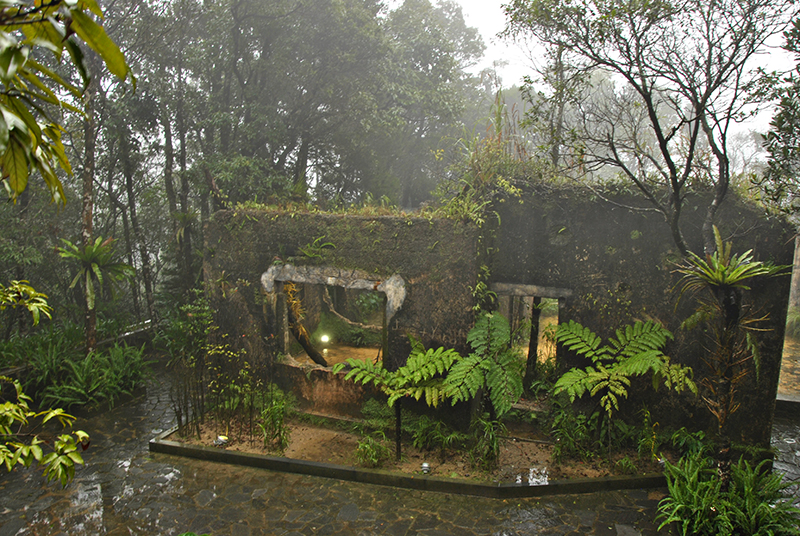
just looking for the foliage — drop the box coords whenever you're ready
[674,228,789,445]
[445,312,524,418]
[354,431,391,468]
[334,343,461,409]
[0,0,132,202]
[554,320,696,422]
[670,427,712,457]
[58,237,135,312]
[657,453,800,536]
[468,412,506,472]
[757,18,800,215]
[258,385,291,454]
[1,376,89,486]
[411,415,467,462]
[298,236,335,260]
[335,337,461,460]
[0,280,51,326]
[38,343,149,409]
[156,292,213,437]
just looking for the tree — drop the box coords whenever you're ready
[504,0,796,255]
[0,0,132,202]
[759,18,800,215]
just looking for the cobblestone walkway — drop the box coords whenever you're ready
[1,367,798,536]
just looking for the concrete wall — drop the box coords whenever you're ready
[203,190,794,444]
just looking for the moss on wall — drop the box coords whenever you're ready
[488,185,794,446]
[204,188,794,447]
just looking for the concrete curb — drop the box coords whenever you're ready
[150,427,666,498]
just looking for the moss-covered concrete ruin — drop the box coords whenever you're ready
[203,187,793,447]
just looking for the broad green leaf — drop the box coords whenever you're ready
[2,135,29,195]
[69,10,129,81]
[0,111,9,155]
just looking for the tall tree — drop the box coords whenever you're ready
[505,0,796,255]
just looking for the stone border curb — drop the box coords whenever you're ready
[150,427,666,498]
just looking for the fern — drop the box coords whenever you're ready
[554,320,696,422]
[444,312,523,418]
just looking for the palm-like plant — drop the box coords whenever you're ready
[674,226,789,489]
[59,237,135,353]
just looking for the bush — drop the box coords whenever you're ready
[38,344,150,409]
[259,385,292,453]
[411,415,467,462]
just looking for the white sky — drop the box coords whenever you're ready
[455,0,534,87]
[453,0,793,132]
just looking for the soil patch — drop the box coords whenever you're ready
[169,414,665,484]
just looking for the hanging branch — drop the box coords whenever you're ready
[321,287,381,332]
[284,282,327,367]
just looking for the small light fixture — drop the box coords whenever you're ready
[421,462,430,474]
[320,335,330,344]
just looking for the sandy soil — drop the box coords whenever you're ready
[171,414,663,484]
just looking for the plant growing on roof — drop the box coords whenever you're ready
[553,320,696,451]
[674,226,789,489]
[333,339,461,460]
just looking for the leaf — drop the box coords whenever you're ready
[2,134,29,195]
[68,10,129,81]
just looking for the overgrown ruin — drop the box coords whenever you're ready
[203,186,794,448]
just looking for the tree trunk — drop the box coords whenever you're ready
[524,297,542,394]
[123,145,157,322]
[284,299,328,367]
[82,76,97,355]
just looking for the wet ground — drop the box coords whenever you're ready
[1,365,799,536]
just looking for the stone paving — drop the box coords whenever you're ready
[1,366,798,536]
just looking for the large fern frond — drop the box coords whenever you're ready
[609,321,673,359]
[444,355,485,404]
[554,320,610,362]
[486,359,523,418]
[467,312,511,357]
[332,358,393,390]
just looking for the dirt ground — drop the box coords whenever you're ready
[171,412,663,484]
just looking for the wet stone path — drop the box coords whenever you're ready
[1,368,799,536]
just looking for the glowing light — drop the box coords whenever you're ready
[320,335,330,343]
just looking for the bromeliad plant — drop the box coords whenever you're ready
[675,227,789,489]
[553,320,696,451]
[58,236,135,354]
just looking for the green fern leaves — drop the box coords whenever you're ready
[332,345,461,408]
[554,320,696,420]
[446,313,523,418]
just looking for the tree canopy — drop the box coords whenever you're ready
[504,0,797,255]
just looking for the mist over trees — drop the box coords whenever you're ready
[1,0,797,337]
[0,0,495,333]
